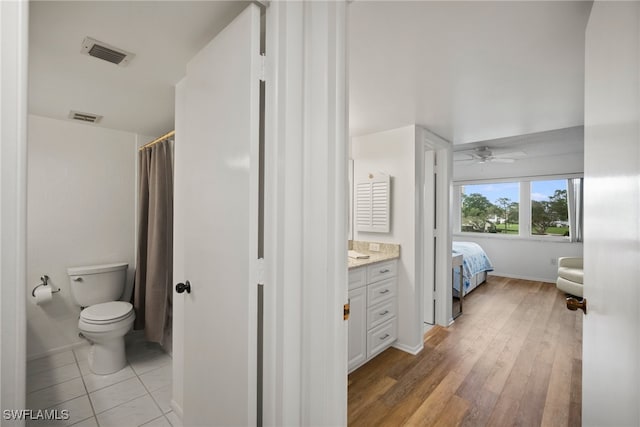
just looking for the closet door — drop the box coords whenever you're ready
[174,4,260,426]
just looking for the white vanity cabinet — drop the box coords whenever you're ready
[347,285,367,370]
[348,259,398,373]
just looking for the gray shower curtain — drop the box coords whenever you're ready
[134,138,173,348]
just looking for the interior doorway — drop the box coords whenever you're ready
[423,148,436,326]
[418,128,453,330]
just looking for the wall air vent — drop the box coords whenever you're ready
[68,110,103,124]
[81,37,135,66]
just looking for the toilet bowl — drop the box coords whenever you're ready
[79,301,135,375]
[67,263,134,375]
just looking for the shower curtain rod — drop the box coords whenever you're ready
[139,130,175,151]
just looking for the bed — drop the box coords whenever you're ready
[452,241,494,297]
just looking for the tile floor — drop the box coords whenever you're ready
[26,335,180,427]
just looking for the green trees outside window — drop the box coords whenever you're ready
[461,183,519,234]
[530,181,569,236]
[460,180,570,237]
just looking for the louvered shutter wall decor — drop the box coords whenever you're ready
[356,174,390,232]
[356,182,372,230]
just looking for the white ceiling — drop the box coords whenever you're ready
[349,1,592,145]
[29,1,249,137]
[29,1,592,146]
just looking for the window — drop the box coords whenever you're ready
[530,179,569,237]
[456,176,582,240]
[460,182,519,234]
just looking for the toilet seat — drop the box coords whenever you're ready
[77,303,135,375]
[81,301,134,325]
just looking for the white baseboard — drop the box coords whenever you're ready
[27,340,88,361]
[422,323,435,334]
[27,329,148,361]
[170,399,183,420]
[489,271,555,284]
[392,341,423,356]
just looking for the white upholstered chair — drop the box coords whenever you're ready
[556,257,584,298]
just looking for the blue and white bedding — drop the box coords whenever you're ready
[452,241,494,295]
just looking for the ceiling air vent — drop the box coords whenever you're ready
[81,37,135,67]
[68,110,103,124]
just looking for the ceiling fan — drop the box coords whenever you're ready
[454,146,527,165]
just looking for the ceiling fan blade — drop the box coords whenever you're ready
[492,150,527,158]
[453,152,475,160]
[454,159,477,165]
[490,158,515,163]
[454,147,482,156]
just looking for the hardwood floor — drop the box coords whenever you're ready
[348,275,583,427]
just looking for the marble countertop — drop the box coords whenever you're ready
[348,240,400,269]
[348,251,400,269]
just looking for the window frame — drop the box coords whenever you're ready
[453,173,582,242]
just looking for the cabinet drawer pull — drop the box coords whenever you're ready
[379,333,390,340]
[379,310,389,316]
[379,289,390,294]
[379,268,390,274]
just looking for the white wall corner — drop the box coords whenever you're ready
[392,342,424,356]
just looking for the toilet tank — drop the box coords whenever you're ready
[67,262,128,307]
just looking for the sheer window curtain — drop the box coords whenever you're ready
[134,138,174,351]
[567,177,583,243]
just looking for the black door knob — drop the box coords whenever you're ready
[176,281,191,294]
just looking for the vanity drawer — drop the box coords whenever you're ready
[348,267,366,290]
[367,299,396,330]
[367,278,396,306]
[367,260,396,283]
[367,319,397,358]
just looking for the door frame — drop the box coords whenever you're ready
[415,127,453,330]
[422,148,436,326]
[0,0,28,417]
[262,2,348,425]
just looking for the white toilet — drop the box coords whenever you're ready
[67,262,135,375]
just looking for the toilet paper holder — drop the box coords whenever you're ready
[32,275,61,297]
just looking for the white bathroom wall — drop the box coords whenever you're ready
[352,125,422,352]
[453,127,584,283]
[26,114,139,358]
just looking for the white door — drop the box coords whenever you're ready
[583,2,640,425]
[174,4,261,426]
[423,149,436,325]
